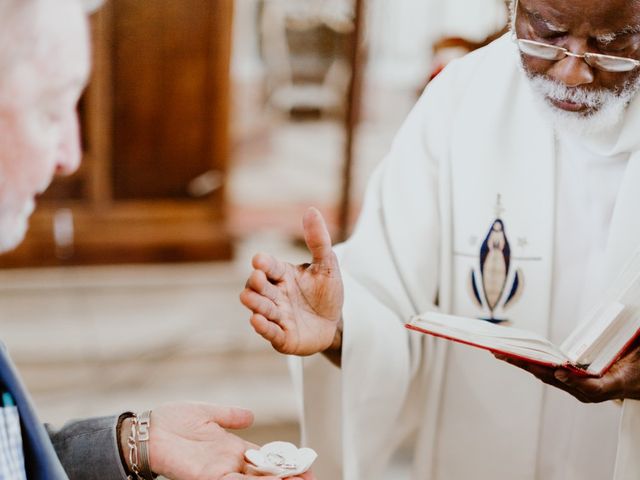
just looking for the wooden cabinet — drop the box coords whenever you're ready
[0,0,234,267]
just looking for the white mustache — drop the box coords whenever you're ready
[528,75,613,108]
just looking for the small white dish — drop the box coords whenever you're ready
[245,441,317,478]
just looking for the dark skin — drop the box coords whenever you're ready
[515,0,640,107]
[494,337,640,403]
[239,208,344,367]
[240,1,640,397]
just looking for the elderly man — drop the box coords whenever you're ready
[241,0,640,478]
[0,0,315,479]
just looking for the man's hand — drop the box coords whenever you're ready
[495,340,640,403]
[240,208,344,356]
[121,402,315,480]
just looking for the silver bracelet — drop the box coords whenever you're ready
[127,411,156,480]
[137,410,155,480]
[127,414,140,480]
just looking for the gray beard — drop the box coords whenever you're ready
[523,68,640,136]
[0,197,34,253]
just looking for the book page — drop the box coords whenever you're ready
[584,309,640,376]
[561,246,640,370]
[408,312,568,366]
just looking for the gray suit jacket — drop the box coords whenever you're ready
[0,343,129,479]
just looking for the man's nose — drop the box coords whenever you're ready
[55,112,81,176]
[547,54,595,87]
[547,38,595,87]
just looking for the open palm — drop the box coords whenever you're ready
[148,402,315,480]
[240,208,344,356]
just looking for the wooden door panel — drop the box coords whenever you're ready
[112,0,218,199]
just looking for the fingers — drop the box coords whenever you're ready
[253,253,287,283]
[302,207,333,266]
[225,464,311,480]
[494,354,616,402]
[245,269,280,301]
[554,369,624,400]
[493,355,588,400]
[242,267,287,351]
[250,313,286,350]
[228,473,309,480]
[294,471,316,480]
[503,359,564,386]
[202,405,255,430]
[222,474,281,480]
[240,289,281,322]
[494,354,556,381]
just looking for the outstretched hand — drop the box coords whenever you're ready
[125,401,315,480]
[495,339,640,403]
[240,207,344,356]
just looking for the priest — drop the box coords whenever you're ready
[240,0,640,478]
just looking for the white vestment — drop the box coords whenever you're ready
[536,130,627,479]
[290,34,640,480]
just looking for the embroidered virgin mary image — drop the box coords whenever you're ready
[469,218,525,323]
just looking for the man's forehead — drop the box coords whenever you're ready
[522,0,640,33]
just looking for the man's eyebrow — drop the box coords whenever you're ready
[523,5,568,32]
[595,26,640,44]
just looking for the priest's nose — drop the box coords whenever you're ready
[548,54,594,88]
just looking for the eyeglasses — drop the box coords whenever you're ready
[515,37,640,72]
[513,0,640,73]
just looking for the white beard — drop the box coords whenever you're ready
[524,71,640,136]
[0,197,34,253]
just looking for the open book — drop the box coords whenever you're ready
[406,250,640,377]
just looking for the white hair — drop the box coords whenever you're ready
[0,0,101,84]
[0,2,43,77]
[508,0,516,30]
[79,0,105,14]
[0,0,104,16]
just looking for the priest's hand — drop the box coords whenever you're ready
[121,402,315,480]
[240,207,344,357]
[494,340,640,403]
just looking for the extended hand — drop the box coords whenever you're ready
[124,402,314,480]
[240,208,344,356]
[495,340,640,403]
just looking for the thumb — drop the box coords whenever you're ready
[202,404,255,430]
[302,207,333,265]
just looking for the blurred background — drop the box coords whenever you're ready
[0,0,508,476]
